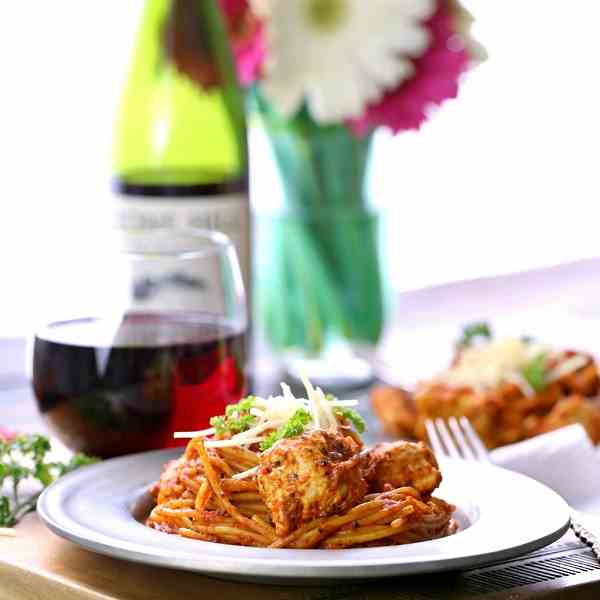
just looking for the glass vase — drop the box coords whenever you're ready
[254,97,387,389]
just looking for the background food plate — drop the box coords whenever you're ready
[37,448,570,584]
[373,311,600,390]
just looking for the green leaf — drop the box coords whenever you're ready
[457,322,493,348]
[30,435,51,461]
[333,407,366,433]
[521,353,547,392]
[227,413,257,434]
[225,397,256,417]
[7,462,31,482]
[15,434,50,461]
[210,416,227,436]
[0,496,15,527]
[53,454,99,478]
[211,397,257,437]
[325,395,366,434]
[0,433,97,528]
[259,408,312,451]
[67,453,99,470]
[34,463,53,487]
[259,430,279,452]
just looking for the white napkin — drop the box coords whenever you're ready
[491,424,600,513]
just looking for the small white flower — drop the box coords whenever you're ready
[252,0,437,123]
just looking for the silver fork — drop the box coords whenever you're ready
[425,417,600,561]
[425,417,490,463]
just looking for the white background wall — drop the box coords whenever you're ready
[0,1,598,337]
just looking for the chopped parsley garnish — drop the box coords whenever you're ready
[208,391,367,452]
[226,397,256,417]
[521,353,547,392]
[457,321,493,349]
[210,396,258,436]
[325,394,366,433]
[259,408,312,451]
[209,417,227,436]
[0,433,97,527]
[333,407,366,433]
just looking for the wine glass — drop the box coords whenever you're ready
[30,229,247,458]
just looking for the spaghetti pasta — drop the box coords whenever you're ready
[147,380,456,549]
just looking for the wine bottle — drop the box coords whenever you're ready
[113,0,250,292]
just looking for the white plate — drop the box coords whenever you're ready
[37,449,570,584]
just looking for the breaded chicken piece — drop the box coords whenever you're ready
[558,359,600,397]
[362,441,442,495]
[534,395,600,444]
[257,430,367,536]
[370,386,418,438]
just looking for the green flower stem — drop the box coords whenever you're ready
[323,213,383,343]
[254,90,384,355]
[262,216,348,351]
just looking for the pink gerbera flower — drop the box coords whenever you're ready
[0,425,17,443]
[220,0,266,86]
[220,0,480,132]
[349,0,471,135]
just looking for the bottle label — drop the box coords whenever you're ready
[112,193,251,295]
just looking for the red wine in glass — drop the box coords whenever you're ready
[32,312,246,458]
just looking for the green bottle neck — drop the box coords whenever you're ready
[113,0,247,192]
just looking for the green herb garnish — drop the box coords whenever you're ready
[210,396,258,437]
[325,394,366,433]
[0,433,97,527]
[457,321,493,349]
[259,408,312,451]
[332,407,366,433]
[226,397,256,417]
[521,353,547,392]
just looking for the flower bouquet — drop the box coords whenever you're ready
[220,0,483,384]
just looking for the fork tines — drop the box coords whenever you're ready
[425,417,490,462]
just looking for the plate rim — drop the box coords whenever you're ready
[37,448,571,581]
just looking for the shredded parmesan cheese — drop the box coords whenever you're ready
[232,466,258,480]
[173,428,215,440]
[175,375,362,450]
[547,355,589,383]
[504,370,535,398]
[226,420,285,443]
[205,436,267,448]
[434,337,588,396]
[328,399,359,407]
[301,375,321,429]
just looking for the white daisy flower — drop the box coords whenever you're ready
[252,0,437,124]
